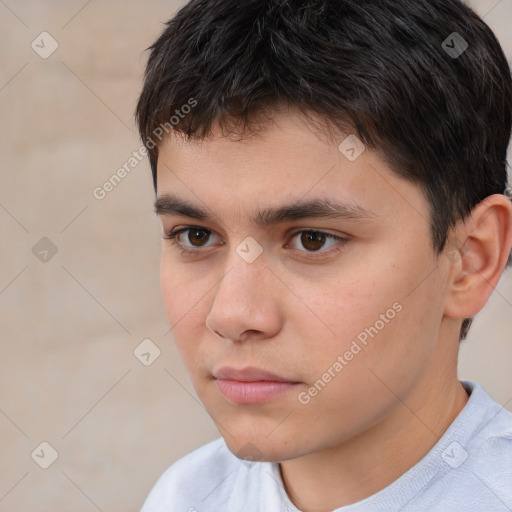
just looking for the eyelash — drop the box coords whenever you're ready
[163,226,349,258]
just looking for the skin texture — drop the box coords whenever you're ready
[155,109,512,512]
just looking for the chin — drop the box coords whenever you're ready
[221,431,307,464]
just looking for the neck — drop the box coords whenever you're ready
[279,371,469,512]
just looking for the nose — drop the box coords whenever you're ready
[205,249,284,343]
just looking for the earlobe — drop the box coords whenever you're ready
[444,194,512,320]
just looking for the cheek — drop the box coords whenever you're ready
[296,269,400,348]
[291,269,442,442]
[160,260,181,323]
[334,257,444,394]
[160,256,206,318]
[307,245,438,368]
[159,259,209,351]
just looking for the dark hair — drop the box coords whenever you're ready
[135,0,512,342]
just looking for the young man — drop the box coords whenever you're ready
[136,1,512,510]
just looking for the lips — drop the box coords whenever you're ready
[212,366,301,405]
[212,366,297,383]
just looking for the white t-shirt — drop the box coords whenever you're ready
[140,381,512,511]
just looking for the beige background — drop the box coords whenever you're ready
[0,0,511,510]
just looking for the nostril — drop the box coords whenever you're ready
[213,329,226,339]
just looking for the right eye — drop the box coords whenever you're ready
[163,226,221,253]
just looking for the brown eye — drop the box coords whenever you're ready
[289,230,345,254]
[300,231,327,251]
[186,229,211,247]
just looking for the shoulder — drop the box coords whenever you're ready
[139,437,243,512]
[372,381,512,512]
[463,380,512,450]
[446,381,512,509]
[469,384,512,496]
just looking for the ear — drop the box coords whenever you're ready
[443,194,512,320]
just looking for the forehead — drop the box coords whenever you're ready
[155,111,430,229]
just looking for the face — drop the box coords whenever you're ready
[155,110,452,462]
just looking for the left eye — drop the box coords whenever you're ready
[167,228,218,248]
[289,231,342,252]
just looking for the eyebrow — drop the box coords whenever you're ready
[154,194,377,226]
